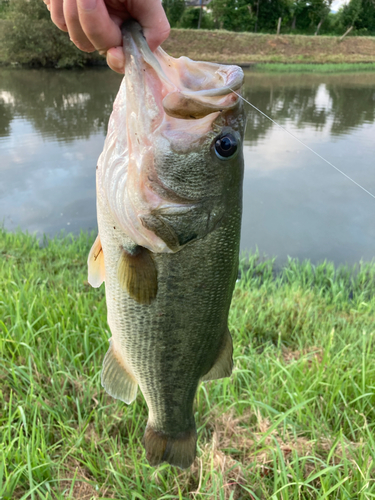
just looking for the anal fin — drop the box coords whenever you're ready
[201,328,233,382]
[117,246,157,305]
[87,234,105,287]
[101,341,138,404]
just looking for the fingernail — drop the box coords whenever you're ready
[77,0,97,11]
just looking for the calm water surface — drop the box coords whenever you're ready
[1,68,374,265]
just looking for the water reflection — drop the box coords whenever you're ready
[0,93,13,137]
[0,68,122,141]
[243,72,375,143]
[1,68,375,265]
[2,69,375,145]
[240,72,375,265]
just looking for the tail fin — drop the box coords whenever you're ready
[143,425,197,469]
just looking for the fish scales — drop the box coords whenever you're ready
[97,195,242,427]
[88,20,245,469]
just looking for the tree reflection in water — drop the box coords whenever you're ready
[1,69,375,143]
[242,72,375,144]
[0,68,122,141]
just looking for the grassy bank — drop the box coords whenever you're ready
[255,62,375,73]
[3,16,375,69]
[1,229,375,499]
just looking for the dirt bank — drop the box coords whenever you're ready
[162,29,375,65]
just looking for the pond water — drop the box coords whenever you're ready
[1,67,374,266]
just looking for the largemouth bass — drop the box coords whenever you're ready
[88,21,245,469]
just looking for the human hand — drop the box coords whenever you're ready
[44,0,170,73]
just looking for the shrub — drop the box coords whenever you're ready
[0,0,10,19]
[3,0,103,68]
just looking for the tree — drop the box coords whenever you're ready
[339,0,375,33]
[4,0,102,67]
[358,0,375,32]
[341,0,362,27]
[0,0,10,18]
[251,0,292,32]
[288,0,332,33]
[179,7,214,29]
[309,0,333,34]
[210,0,256,32]
[162,0,186,28]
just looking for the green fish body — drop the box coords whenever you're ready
[88,21,245,469]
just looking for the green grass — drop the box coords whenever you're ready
[255,62,375,73]
[1,229,375,499]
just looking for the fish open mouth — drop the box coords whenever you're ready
[121,20,244,122]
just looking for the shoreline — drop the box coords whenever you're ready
[2,19,375,69]
[2,61,375,74]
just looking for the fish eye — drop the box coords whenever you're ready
[214,133,238,160]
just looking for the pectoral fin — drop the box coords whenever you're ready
[201,329,233,382]
[117,246,158,305]
[88,234,105,287]
[101,341,138,404]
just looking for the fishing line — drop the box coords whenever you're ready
[229,88,375,201]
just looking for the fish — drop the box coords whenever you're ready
[87,20,245,470]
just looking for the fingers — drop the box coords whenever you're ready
[126,0,170,52]
[50,0,68,31]
[46,0,170,72]
[105,0,170,75]
[63,0,95,52]
[73,0,170,54]
[48,0,123,53]
[76,0,123,53]
[107,46,125,74]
